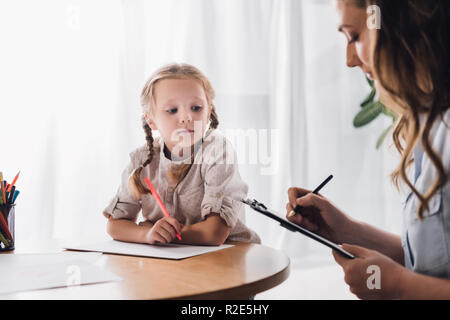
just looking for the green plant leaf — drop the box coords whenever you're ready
[366,77,374,88]
[353,101,383,128]
[355,78,398,150]
[381,105,399,121]
[360,89,376,108]
[376,123,394,149]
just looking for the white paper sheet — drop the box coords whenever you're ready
[64,240,234,260]
[0,252,122,295]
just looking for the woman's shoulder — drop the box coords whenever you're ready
[434,109,450,155]
[438,108,450,131]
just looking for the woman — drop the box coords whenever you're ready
[286,0,450,299]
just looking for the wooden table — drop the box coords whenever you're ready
[0,242,290,300]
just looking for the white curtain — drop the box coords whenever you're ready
[0,0,402,258]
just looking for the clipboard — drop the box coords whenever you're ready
[242,198,355,259]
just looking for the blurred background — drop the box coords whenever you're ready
[0,0,404,297]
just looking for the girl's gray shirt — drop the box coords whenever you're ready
[103,130,261,244]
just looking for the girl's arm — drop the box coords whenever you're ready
[108,217,185,245]
[175,213,231,246]
[106,217,153,244]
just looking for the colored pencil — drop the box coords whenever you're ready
[8,186,15,205]
[7,171,20,192]
[0,172,4,204]
[12,190,20,204]
[0,231,10,248]
[144,177,182,241]
[0,207,12,240]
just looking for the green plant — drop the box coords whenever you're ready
[353,78,398,149]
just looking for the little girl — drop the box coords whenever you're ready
[103,63,260,245]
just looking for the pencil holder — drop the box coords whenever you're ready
[0,204,15,251]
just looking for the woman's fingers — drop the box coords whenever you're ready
[296,192,326,209]
[286,202,303,224]
[286,202,319,231]
[299,217,319,231]
[288,187,311,209]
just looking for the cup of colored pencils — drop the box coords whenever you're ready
[0,171,20,251]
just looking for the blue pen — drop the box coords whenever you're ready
[12,190,20,204]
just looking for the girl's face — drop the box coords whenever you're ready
[335,0,375,80]
[147,78,211,155]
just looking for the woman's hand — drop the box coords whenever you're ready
[333,244,407,300]
[144,217,183,245]
[286,187,355,244]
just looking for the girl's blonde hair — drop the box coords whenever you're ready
[128,63,219,200]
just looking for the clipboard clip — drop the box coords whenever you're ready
[241,198,267,210]
[242,199,298,232]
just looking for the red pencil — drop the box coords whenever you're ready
[144,177,182,241]
[0,208,12,241]
[0,172,4,205]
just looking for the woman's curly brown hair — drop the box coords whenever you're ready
[351,0,450,219]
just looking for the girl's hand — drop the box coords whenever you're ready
[333,244,406,300]
[286,187,354,244]
[144,217,183,245]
